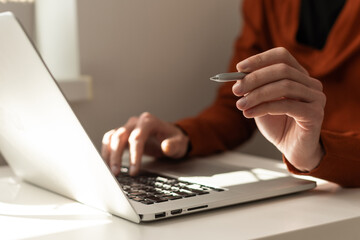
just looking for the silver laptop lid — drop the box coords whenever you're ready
[0,12,139,223]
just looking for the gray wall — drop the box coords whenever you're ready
[0,0,281,166]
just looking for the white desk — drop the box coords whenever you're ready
[1,153,360,240]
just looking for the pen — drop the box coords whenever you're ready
[210,72,248,82]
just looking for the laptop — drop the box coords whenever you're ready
[0,12,316,223]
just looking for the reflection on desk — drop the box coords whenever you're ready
[0,154,360,240]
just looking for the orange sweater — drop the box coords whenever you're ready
[176,0,360,187]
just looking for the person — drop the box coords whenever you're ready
[102,0,360,187]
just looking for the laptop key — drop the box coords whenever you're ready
[130,196,145,202]
[187,188,210,195]
[167,195,183,200]
[146,196,168,203]
[175,190,196,198]
[155,176,168,182]
[117,167,227,205]
[140,200,155,205]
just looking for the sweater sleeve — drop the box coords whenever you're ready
[284,130,360,187]
[176,0,268,156]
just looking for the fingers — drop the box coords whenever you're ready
[232,47,326,127]
[235,80,326,112]
[101,129,115,165]
[236,47,308,75]
[128,125,151,176]
[101,117,138,175]
[233,48,327,172]
[102,113,155,176]
[232,63,322,97]
[161,134,189,159]
[242,99,325,125]
[126,113,188,175]
[108,127,131,174]
[101,112,189,177]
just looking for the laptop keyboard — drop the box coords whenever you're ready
[116,167,224,205]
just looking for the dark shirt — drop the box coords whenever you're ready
[297,0,346,49]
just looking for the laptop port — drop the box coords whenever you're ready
[170,209,183,215]
[187,205,208,211]
[155,212,166,219]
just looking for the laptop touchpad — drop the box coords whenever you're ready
[146,160,288,188]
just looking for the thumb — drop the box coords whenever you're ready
[161,135,188,159]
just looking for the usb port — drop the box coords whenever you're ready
[155,212,166,219]
[171,209,183,215]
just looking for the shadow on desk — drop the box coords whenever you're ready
[1,167,360,240]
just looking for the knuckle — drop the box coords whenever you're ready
[128,129,142,143]
[126,116,139,127]
[281,79,294,92]
[314,78,324,91]
[247,54,263,67]
[313,105,325,120]
[128,116,138,123]
[102,136,108,145]
[102,129,114,144]
[319,92,327,106]
[252,55,263,66]
[139,112,157,125]
[277,63,290,75]
[114,127,127,137]
[275,47,289,57]
[309,102,325,119]
[249,71,258,83]
[103,130,112,139]
[140,112,152,119]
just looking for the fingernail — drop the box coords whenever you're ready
[161,139,172,155]
[111,165,119,174]
[244,109,253,117]
[129,166,136,176]
[232,81,243,96]
[237,59,249,72]
[237,97,247,109]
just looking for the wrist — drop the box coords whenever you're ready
[295,142,325,172]
[174,124,192,157]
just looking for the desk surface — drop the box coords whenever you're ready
[1,152,360,240]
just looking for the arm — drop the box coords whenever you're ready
[284,130,360,187]
[176,0,269,156]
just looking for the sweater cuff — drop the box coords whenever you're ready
[283,130,360,187]
[175,117,224,157]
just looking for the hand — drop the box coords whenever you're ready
[101,112,189,176]
[232,47,326,172]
